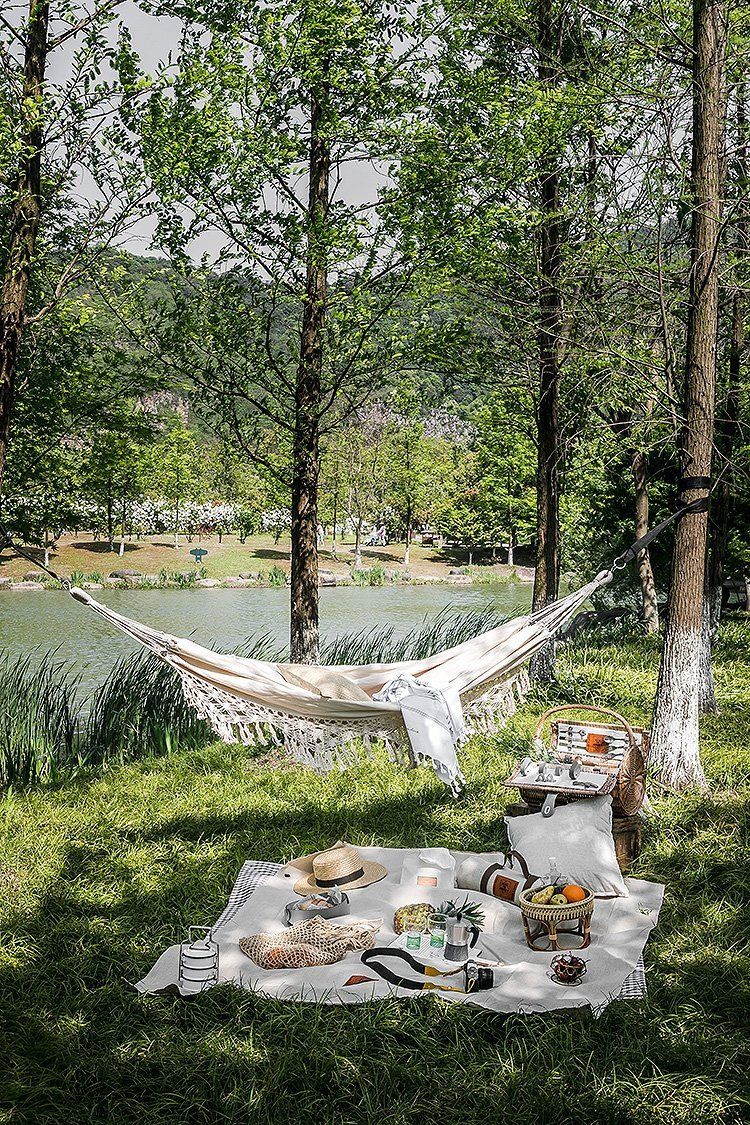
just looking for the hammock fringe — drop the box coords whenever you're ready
[180,665,530,777]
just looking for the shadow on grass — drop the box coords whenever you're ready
[2,776,749,1125]
[68,540,141,555]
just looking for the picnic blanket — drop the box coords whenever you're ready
[136,847,663,1015]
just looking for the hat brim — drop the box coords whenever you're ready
[293,859,388,896]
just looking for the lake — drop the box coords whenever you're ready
[0,582,532,695]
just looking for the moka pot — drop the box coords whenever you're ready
[444,917,480,962]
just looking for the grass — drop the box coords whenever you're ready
[0,532,531,585]
[1,623,749,1123]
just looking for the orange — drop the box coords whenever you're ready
[563,884,587,903]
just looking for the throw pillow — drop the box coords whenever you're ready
[504,796,628,898]
[278,665,371,703]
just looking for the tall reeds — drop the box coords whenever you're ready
[0,604,512,788]
[0,654,80,786]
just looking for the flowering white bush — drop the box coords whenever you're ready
[261,507,290,540]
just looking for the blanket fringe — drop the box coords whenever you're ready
[179,666,529,776]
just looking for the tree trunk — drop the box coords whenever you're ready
[331,489,338,559]
[404,496,412,566]
[290,80,330,663]
[651,0,726,788]
[0,0,49,489]
[354,519,362,567]
[529,0,562,685]
[119,496,127,557]
[632,450,659,633]
[174,499,179,548]
[706,80,746,638]
[106,482,114,552]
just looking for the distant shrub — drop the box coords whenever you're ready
[267,565,287,587]
[352,563,386,587]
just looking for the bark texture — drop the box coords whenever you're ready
[529,0,562,685]
[706,80,746,639]
[650,0,726,787]
[290,81,329,663]
[0,0,49,489]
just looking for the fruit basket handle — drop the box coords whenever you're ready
[532,704,638,748]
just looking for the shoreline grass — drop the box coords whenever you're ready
[1,625,748,1123]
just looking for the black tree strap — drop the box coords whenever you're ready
[678,476,712,493]
[611,494,711,572]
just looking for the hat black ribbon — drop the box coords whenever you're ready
[316,867,365,888]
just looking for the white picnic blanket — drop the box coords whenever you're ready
[135,846,663,1015]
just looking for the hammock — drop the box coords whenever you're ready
[65,568,614,778]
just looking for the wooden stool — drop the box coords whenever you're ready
[521,911,592,952]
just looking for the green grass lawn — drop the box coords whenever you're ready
[1,627,749,1124]
[1,532,504,583]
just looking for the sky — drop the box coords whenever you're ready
[41,0,381,260]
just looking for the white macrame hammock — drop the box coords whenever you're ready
[67,567,614,779]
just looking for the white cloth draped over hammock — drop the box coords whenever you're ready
[68,569,612,784]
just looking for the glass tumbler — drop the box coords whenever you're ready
[429,912,448,951]
[405,924,423,951]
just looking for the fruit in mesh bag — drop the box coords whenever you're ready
[265,942,324,969]
[393,902,432,935]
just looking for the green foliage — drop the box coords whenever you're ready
[1,624,749,1122]
[0,655,79,787]
[267,565,288,587]
[351,562,387,586]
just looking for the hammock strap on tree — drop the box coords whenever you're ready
[610,493,711,572]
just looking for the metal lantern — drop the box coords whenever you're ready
[178,926,219,993]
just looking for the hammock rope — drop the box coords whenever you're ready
[0,495,712,782]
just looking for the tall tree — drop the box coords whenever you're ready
[529,0,563,683]
[0,0,49,487]
[650,0,727,787]
[0,0,145,489]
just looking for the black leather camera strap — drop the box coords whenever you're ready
[360,947,469,992]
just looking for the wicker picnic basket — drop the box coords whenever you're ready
[520,705,649,817]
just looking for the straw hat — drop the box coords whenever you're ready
[293,845,387,895]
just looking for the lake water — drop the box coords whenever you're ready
[0,583,532,695]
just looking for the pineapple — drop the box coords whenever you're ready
[438,896,485,930]
[393,902,433,934]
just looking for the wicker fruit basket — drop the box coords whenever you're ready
[520,705,648,817]
[518,887,595,952]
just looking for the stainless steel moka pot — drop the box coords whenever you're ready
[444,917,480,962]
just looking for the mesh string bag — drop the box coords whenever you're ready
[239,916,381,970]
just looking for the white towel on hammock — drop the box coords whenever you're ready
[373,674,467,793]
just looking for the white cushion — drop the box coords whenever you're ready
[504,796,628,898]
[455,851,543,905]
[278,665,371,703]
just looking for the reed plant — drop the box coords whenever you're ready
[83,652,211,763]
[0,653,81,786]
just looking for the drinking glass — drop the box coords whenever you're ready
[405,924,423,951]
[429,912,448,950]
